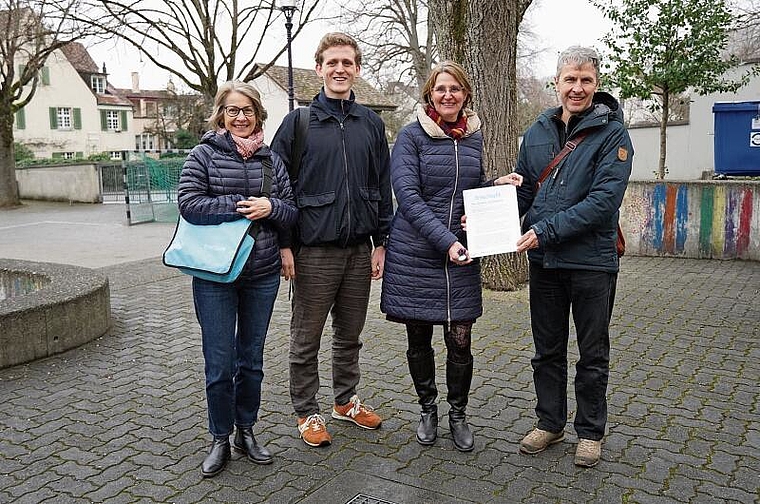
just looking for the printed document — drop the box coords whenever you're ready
[462,185,522,257]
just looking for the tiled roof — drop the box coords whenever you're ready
[60,42,100,73]
[98,84,135,107]
[254,64,397,110]
[114,88,175,100]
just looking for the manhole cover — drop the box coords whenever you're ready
[345,494,400,504]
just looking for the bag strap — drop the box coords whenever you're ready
[249,155,274,238]
[261,156,273,197]
[535,130,591,191]
[289,106,310,181]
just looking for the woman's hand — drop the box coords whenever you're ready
[448,241,472,265]
[494,173,523,187]
[236,197,272,221]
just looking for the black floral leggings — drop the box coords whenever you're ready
[406,322,473,364]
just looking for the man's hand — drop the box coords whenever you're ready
[236,197,272,221]
[371,246,386,280]
[280,248,295,280]
[516,229,539,254]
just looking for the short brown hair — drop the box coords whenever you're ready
[206,81,268,133]
[421,61,473,110]
[314,32,362,67]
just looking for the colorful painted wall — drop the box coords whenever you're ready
[621,181,759,261]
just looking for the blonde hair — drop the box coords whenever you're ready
[421,61,473,110]
[314,32,362,66]
[206,81,268,132]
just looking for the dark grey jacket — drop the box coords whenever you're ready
[270,89,393,248]
[177,130,298,279]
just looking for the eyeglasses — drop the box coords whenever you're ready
[224,105,255,118]
[433,85,464,95]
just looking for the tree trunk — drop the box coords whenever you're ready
[658,89,669,179]
[0,102,20,208]
[429,0,532,291]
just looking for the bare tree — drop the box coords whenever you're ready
[341,0,435,93]
[0,0,106,207]
[428,0,532,291]
[78,0,322,101]
[730,0,760,59]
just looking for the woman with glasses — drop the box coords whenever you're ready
[178,81,297,477]
[380,62,520,452]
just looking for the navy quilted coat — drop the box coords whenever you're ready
[177,130,298,280]
[381,108,487,323]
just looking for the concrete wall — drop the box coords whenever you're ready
[621,180,760,260]
[16,163,101,203]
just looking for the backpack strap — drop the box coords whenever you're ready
[289,106,310,181]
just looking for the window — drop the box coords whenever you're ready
[91,76,106,94]
[144,101,158,117]
[135,133,155,151]
[52,152,75,160]
[110,151,123,160]
[106,111,119,131]
[57,108,72,129]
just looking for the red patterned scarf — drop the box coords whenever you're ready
[425,105,467,139]
[218,129,264,159]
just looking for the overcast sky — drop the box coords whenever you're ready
[89,0,611,91]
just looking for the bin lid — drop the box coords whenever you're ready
[712,101,760,113]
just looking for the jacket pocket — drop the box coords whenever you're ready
[355,187,381,235]
[297,191,337,245]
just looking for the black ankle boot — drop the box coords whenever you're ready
[407,349,438,445]
[201,436,231,477]
[447,358,474,452]
[233,427,273,465]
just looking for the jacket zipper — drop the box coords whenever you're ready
[340,118,351,247]
[444,139,460,323]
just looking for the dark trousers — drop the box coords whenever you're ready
[528,263,616,440]
[289,243,371,417]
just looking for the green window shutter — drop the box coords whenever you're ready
[16,109,26,130]
[75,151,84,159]
[49,107,58,129]
[51,152,63,159]
[100,110,107,131]
[18,64,25,77]
[73,108,82,130]
[120,110,128,131]
[41,66,50,85]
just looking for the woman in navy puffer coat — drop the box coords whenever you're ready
[177,81,297,478]
[381,62,520,452]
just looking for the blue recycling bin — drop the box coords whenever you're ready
[712,101,760,176]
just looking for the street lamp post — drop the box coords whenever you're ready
[279,0,298,112]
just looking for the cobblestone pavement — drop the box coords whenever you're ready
[0,256,758,503]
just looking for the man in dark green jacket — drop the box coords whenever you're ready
[514,46,633,468]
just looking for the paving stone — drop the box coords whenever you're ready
[0,257,758,503]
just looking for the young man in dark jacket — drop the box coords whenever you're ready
[270,32,393,448]
[514,46,633,468]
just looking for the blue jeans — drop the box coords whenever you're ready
[192,272,280,437]
[528,263,617,440]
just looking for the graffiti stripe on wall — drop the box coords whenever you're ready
[640,182,756,260]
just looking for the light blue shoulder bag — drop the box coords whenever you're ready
[163,156,273,283]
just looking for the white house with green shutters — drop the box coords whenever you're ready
[13,42,134,160]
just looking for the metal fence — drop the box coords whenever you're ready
[97,159,184,225]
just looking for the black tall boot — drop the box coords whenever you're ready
[447,358,474,452]
[407,349,438,445]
